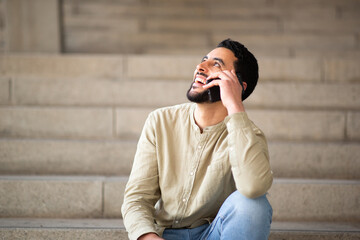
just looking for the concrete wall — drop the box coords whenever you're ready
[2,0,60,53]
[61,0,360,56]
[2,0,359,56]
[0,0,6,53]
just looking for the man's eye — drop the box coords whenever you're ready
[214,62,220,67]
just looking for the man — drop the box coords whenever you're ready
[122,39,273,240]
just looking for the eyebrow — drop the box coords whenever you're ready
[214,57,225,66]
[202,56,225,66]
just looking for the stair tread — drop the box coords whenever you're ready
[1,175,360,183]
[1,218,359,232]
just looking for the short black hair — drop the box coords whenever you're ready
[217,39,258,101]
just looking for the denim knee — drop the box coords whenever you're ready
[202,191,272,240]
[218,190,273,224]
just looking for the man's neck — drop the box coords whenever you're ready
[194,102,228,132]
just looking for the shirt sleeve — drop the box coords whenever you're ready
[121,112,161,240]
[224,112,273,199]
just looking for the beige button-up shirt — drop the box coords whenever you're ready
[121,103,273,240]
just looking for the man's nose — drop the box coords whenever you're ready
[196,62,207,72]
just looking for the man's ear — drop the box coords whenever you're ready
[242,82,247,91]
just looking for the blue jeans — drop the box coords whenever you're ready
[162,191,272,240]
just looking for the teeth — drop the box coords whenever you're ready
[195,79,205,84]
[195,75,206,84]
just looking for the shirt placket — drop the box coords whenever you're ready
[172,133,208,227]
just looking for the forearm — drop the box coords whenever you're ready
[225,112,273,198]
[122,112,161,240]
[122,178,160,240]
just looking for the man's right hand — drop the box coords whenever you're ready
[138,233,165,240]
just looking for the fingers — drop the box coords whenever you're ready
[203,70,239,88]
[202,79,220,89]
[206,70,238,83]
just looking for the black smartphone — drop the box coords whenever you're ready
[206,73,245,102]
[206,78,221,102]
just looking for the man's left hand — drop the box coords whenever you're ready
[202,70,246,115]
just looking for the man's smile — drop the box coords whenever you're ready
[194,72,208,85]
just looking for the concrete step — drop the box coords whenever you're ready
[212,32,356,51]
[271,0,360,8]
[115,108,357,141]
[0,175,126,218]
[6,76,360,109]
[144,18,280,33]
[1,106,358,141]
[1,139,359,179]
[2,54,360,82]
[64,2,341,21]
[1,176,359,221]
[63,31,358,55]
[0,219,359,240]
[0,54,125,80]
[0,78,9,105]
[282,19,360,34]
[0,218,128,240]
[146,18,360,35]
[60,0,360,55]
[270,221,360,240]
[0,139,137,176]
[269,179,360,222]
[0,106,115,140]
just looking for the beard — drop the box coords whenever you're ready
[186,87,210,103]
[186,82,221,103]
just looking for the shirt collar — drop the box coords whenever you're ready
[189,103,226,134]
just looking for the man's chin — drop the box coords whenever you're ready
[186,89,210,103]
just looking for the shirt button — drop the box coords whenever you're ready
[190,172,194,176]
[175,220,179,224]
[182,198,186,202]
[198,145,202,149]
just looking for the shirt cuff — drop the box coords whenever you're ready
[129,226,159,240]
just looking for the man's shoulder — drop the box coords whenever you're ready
[150,103,195,119]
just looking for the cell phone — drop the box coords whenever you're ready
[206,78,221,102]
[206,73,245,102]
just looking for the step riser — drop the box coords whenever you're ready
[1,140,359,179]
[0,140,137,176]
[269,181,360,222]
[0,177,126,218]
[1,229,359,240]
[269,232,360,240]
[0,229,129,240]
[1,107,358,141]
[0,56,124,80]
[1,219,359,240]
[2,55,360,82]
[63,3,341,21]
[1,178,359,221]
[3,78,359,110]
[0,78,9,104]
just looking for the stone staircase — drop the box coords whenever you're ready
[1,0,360,239]
[1,53,360,239]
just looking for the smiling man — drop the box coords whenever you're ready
[122,39,273,240]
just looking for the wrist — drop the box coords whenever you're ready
[138,232,161,240]
[227,103,245,115]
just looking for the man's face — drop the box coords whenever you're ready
[187,47,238,103]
